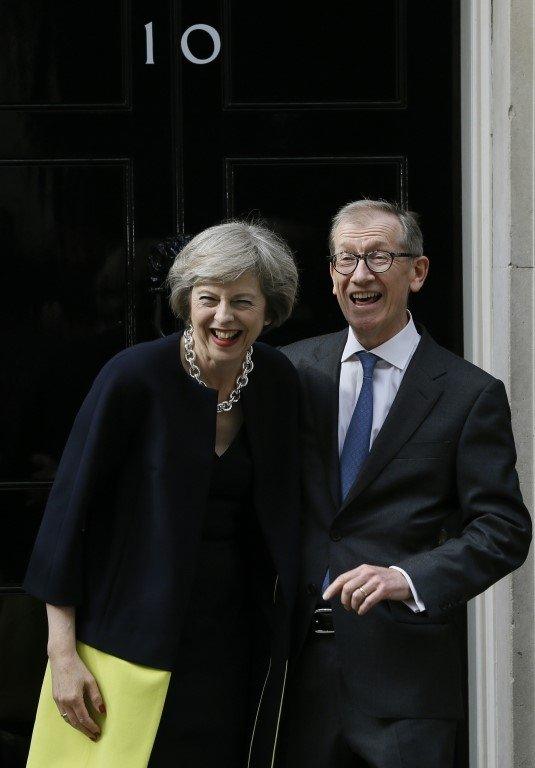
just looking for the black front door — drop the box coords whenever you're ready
[0,2,463,765]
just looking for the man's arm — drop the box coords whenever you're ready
[395,378,531,618]
[324,378,531,617]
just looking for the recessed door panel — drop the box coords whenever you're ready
[0,161,132,484]
[224,0,405,108]
[0,1,128,108]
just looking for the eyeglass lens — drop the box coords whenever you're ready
[334,252,392,274]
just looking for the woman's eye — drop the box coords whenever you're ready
[234,300,252,306]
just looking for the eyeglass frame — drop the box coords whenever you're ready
[328,250,419,275]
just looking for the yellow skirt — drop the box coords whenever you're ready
[26,641,171,768]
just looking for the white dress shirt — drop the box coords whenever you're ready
[338,311,425,612]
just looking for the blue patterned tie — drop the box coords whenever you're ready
[339,351,379,500]
[322,351,379,594]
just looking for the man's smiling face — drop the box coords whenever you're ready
[330,211,429,349]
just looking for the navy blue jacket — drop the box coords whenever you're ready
[24,333,300,671]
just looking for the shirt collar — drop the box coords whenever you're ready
[341,310,421,371]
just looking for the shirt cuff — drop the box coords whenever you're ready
[389,566,426,613]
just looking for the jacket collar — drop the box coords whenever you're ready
[304,326,448,513]
[339,326,447,511]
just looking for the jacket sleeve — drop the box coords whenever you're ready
[23,354,133,606]
[397,378,532,617]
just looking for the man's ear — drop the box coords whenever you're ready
[409,255,429,294]
[330,264,338,295]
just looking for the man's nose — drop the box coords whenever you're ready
[350,257,373,283]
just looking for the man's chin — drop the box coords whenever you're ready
[349,317,383,340]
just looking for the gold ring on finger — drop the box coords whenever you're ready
[358,586,368,599]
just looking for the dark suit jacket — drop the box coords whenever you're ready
[24,332,300,675]
[282,326,531,719]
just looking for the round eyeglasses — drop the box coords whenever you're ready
[329,251,418,275]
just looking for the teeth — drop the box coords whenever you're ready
[213,329,240,339]
[351,292,381,300]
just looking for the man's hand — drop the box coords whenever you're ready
[322,565,411,616]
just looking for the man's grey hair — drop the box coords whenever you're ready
[168,220,298,328]
[328,199,424,256]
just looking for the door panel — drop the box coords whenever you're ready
[0,0,129,108]
[224,0,405,108]
[0,160,132,484]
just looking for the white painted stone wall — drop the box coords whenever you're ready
[507,3,534,765]
[462,1,534,765]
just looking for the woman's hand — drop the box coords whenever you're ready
[46,603,106,741]
[49,648,106,741]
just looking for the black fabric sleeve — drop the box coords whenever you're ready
[397,378,532,616]
[23,354,133,606]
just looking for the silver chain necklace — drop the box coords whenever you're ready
[183,324,254,413]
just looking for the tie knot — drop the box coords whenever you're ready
[357,351,379,378]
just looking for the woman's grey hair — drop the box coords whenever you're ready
[328,199,424,256]
[167,221,298,328]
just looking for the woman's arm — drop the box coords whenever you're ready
[24,353,133,605]
[46,604,106,741]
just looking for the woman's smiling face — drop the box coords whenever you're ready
[188,272,269,367]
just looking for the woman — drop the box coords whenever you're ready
[24,221,300,767]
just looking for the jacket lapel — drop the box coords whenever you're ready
[339,329,447,512]
[303,330,348,509]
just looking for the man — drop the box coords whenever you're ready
[278,200,531,768]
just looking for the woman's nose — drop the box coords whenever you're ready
[214,301,234,323]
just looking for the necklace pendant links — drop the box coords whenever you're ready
[183,324,254,413]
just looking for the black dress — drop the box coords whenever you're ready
[149,426,270,767]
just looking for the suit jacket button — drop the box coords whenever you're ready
[330,529,342,542]
[307,583,318,596]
